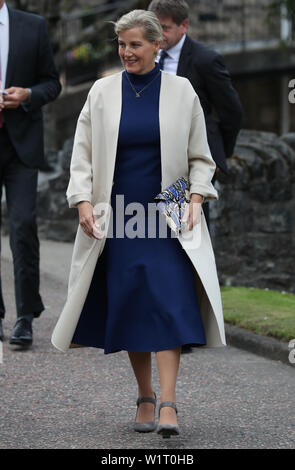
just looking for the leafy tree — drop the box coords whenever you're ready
[269,0,295,20]
[8,1,152,72]
[8,0,76,54]
[268,0,295,39]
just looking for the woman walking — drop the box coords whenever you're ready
[51,10,226,438]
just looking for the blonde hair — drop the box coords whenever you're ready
[114,9,163,43]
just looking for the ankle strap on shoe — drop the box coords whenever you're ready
[136,393,157,407]
[159,401,178,414]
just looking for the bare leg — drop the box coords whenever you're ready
[155,346,181,426]
[128,351,155,423]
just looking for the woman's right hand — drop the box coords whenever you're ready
[77,201,102,239]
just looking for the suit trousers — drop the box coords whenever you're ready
[0,125,44,319]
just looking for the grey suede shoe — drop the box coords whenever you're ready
[156,401,179,438]
[134,392,157,433]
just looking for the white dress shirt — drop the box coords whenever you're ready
[156,34,186,75]
[0,2,9,89]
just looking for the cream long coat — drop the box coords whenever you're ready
[51,70,226,352]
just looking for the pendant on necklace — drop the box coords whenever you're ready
[136,93,140,98]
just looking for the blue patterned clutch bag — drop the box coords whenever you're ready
[154,177,190,235]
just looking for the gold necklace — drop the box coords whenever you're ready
[124,70,161,98]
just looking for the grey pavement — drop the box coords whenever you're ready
[0,235,294,449]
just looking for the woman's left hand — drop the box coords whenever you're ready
[181,193,203,232]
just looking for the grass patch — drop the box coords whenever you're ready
[221,287,295,342]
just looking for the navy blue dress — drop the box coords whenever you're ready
[72,63,206,354]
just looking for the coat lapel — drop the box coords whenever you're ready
[105,72,123,196]
[177,35,192,77]
[159,72,188,190]
[6,8,22,88]
[159,72,181,190]
[159,72,169,190]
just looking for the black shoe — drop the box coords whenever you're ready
[9,317,33,346]
[181,345,193,354]
[0,319,3,341]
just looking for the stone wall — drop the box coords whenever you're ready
[211,130,295,293]
[186,0,280,46]
[43,81,92,152]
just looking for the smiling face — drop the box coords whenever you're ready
[118,27,160,75]
[157,16,188,50]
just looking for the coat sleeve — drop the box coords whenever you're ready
[29,17,62,111]
[202,53,243,158]
[188,93,218,201]
[66,92,93,208]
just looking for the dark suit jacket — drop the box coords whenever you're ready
[177,35,242,173]
[3,7,61,169]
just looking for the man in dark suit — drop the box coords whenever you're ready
[149,0,242,203]
[148,0,242,353]
[0,0,61,346]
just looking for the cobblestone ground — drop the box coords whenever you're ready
[0,245,295,449]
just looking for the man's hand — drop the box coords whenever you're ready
[0,87,31,109]
[181,193,203,232]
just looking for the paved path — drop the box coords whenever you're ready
[0,237,294,449]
